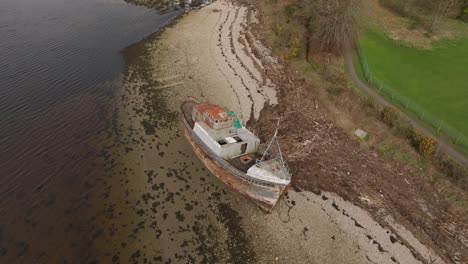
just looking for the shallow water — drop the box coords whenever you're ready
[0,0,179,261]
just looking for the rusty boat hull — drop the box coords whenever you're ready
[179,98,289,212]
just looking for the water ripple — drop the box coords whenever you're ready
[0,0,179,260]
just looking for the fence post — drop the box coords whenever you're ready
[434,144,440,157]
[437,121,442,133]
[420,112,425,120]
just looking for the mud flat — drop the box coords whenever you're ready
[101,0,447,263]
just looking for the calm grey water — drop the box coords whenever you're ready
[0,0,179,261]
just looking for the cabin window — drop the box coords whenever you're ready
[217,139,227,145]
[240,143,247,154]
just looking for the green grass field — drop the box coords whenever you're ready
[358,29,468,141]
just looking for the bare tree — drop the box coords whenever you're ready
[427,0,462,31]
[300,0,362,54]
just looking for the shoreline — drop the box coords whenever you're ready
[111,0,450,263]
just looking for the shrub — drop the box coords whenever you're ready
[286,37,302,59]
[190,0,203,7]
[411,128,424,146]
[396,122,413,138]
[381,106,399,127]
[433,152,468,190]
[419,136,437,157]
[410,129,437,157]
[320,64,347,94]
[273,25,282,36]
[284,3,298,23]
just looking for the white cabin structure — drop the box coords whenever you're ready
[191,104,259,159]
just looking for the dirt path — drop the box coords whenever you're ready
[344,47,468,167]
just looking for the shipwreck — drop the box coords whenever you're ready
[179,97,291,212]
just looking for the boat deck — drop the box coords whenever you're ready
[228,152,262,173]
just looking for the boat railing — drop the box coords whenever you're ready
[255,159,291,180]
[256,136,291,180]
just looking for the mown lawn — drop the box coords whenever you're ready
[358,29,468,140]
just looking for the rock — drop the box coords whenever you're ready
[354,129,368,140]
[452,253,461,264]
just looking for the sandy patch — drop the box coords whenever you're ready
[144,0,277,122]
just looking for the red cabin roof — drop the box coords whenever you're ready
[193,103,234,122]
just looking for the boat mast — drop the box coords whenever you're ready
[261,119,280,161]
[257,119,291,179]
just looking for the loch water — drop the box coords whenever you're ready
[0,0,179,261]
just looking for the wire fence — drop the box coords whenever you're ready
[356,46,468,153]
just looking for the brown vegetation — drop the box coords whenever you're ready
[379,0,464,32]
[299,0,360,52]
[282,0,362,55]
[381,106,399,127]
[124,0,179,11]
[236,0,468,262]
[427,0,464,31]
[378,106,468,189]
[307,0,361,53]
